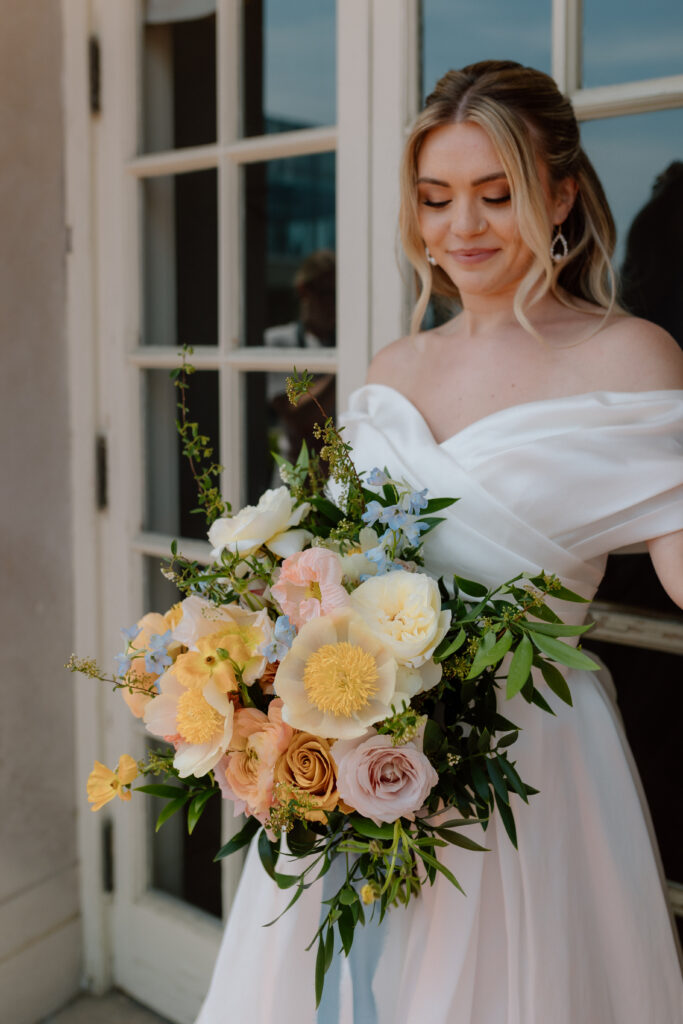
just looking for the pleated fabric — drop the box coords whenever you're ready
[196,385,683,1024]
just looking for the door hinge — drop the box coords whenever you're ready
[102,818,114,894]
[89,35,101,115]
[96,434,108,511]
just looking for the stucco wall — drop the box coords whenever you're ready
[0,2,81,1020]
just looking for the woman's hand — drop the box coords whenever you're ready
[648,530,683,610]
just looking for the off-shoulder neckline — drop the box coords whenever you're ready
[351,383,683,448]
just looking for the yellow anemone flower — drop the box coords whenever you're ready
[87,755,139,812]
[172,634,240,692]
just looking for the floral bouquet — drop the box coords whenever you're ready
[70,362,597,1005]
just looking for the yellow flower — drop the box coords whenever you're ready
[360,883,378,905]
[173,634,240,693]
[87,755,138,812]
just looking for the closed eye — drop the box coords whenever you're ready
[483,194,511,205]
[421,199,450,208]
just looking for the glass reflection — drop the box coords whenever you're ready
[243,153,335,346]
[142,3,216,153]
[147,738,222,918]
[144,369,219,540]
[244,370,336,505]
[581,107,683,272]
[143,169,218,347]
[583,0,683,88]
[242,0,336,137]
[420,0,551,105]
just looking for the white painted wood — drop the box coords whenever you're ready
[588,603,683,655]
[552,0,581,94]
[128,345,338,371]
[336,0,371,409]
[572,74,683,120]
[62,0,112,994]
[370,0,413,356]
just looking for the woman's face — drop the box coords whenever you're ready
[416,121,561,306]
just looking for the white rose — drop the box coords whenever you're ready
[350,570,451,668]
[208,487,311,559]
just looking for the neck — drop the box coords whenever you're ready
[456,287,561,339]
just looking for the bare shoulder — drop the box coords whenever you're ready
[590,315,683,391]
[365,334,424,388]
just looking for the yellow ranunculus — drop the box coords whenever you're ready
[87,755,138,812]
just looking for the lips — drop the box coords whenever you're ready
[449,248,499,265]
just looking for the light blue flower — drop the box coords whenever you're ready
[114,651,134,677]
[400,518,430,546]
[403,488,429,515]
[261,615,296,663]
[367,467,389,486]
[381,505,409,530]
[361,500,385,527]
[364,545,392,575]
[144,630,174,675]
[121,623,141,644]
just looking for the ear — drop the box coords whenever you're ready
[553,176,578,225]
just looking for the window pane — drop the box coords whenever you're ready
[582,1,683,88]
[243,154,336,347]
[244,370,336,505]
[146,741,222,918]
[242,0,336,136]
[143,369,219,541]
[420,0,551,105]
[143,169,218,346]
[581,109,683,294]
[141,5,217,153]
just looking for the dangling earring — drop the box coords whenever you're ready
[425,245,437,266]
[550,224,569,262]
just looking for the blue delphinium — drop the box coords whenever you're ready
[402,487,429,515]
[261,615,296,663]
[144,630,174,675]
[366,467,390,486]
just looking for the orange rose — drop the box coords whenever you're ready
[274,733,339,823]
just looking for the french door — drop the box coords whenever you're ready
[65,1,683,1019]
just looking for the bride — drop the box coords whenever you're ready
[196,61,683,1023]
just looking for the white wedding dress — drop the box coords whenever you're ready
[196,384,683,1024]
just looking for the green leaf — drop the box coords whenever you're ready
[214,815,260,860]
[506,634,533,699]
[324,925,335,970]
[434,627,466,662]
[315,937,326,1008]
[431,827,489,852]
[495,754,528,803]
[309,495,343,524]
[350,814,395,840]
[135,784,184,799]
[418,850,466,895]
[257,829,281,879]
[531,633,600,671]
[486,757,509,805]
[494,789,518,847]
[496,730,519,748]
[470,760,491,805]
[187,789,215,834]
[467,629,513,679]
[523,620,594,638]
[540,661,573,706]
[422,719,444,756]
[338,904,355,956]
[423,497,458,513]
[155,794,190,832]
[454,575,489,598]
[530,686,555,715]
[338,887,358,906]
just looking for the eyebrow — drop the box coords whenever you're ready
[416,171,508,187]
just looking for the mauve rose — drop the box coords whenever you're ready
[332,730,438,825]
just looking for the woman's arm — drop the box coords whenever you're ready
[648,530,683,611]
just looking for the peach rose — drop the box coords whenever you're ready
[271,547,350,629]
[274,732,339,824]
[221,699,293,820]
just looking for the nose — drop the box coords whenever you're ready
[449,199,485,238]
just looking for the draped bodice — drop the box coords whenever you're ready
[341,384,683,613]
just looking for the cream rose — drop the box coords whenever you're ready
[350,571,450,668]
[208,487,311,559]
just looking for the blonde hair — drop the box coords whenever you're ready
[400,60,617,338]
